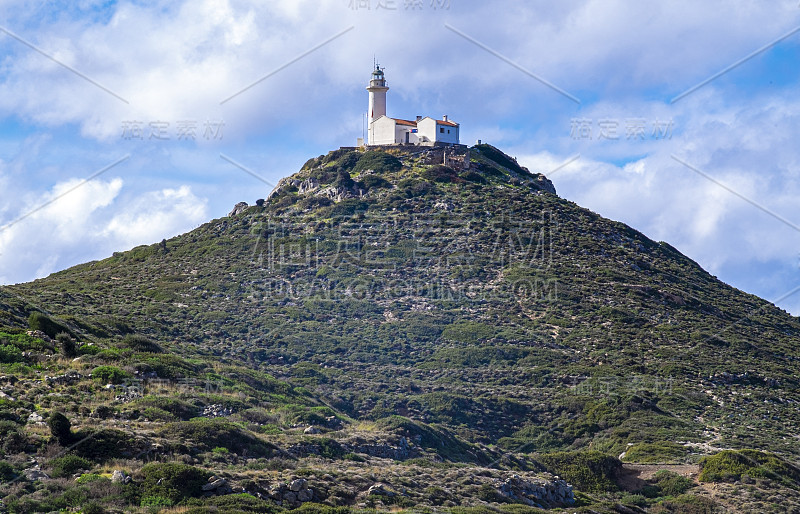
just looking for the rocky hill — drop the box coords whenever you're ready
[0,144,799,513]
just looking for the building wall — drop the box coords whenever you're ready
[416,118,436,143]
[395,124,419,144]
[369,116,397,145]
[417,117,459,144]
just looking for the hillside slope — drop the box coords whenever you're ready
[0,144,798,512]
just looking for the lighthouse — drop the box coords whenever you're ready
[364,63,460,147]
[366,63,389,125]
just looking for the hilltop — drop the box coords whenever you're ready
[0,144,799,513]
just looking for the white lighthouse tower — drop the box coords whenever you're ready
[366,63,388,144]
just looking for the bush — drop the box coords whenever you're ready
[460,170,487,184]
[360,174,391,190]
[0,420,28,453]
[71,428,138,461]
[422,165,459,183]
[535,450,622,493]
[159,418,273,457]
[120,334,163,353]
[91,365,130,384]
[0,460,17,481]
[28,312,72,339]
[56,332,77,358]
[623,441,688,463]
[138,462,211,504]
[49,411,72,445]
[201,493,277,512]
[353,151,402,174]
[652,470,695,496]
[49,454,92,478]
[0,344,23,363]
[698,449,800,485]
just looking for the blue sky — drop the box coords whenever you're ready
[1,0,800,316]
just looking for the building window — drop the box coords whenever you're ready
[447,129,450,134]
[439,127,444,133]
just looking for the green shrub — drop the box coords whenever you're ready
[0,460,17,481]
[360,174,391,190]
[0,344,23,363]
[623,441,688,463]
[652,470,695,496]
[460,170,487,184]
[91,365,130,384]
[353,151,402,174]
[422,165,459,183]
[131,396,198,420]
[49,411,72,445]
[28,312,73,339]
[535,450,622,493]
[138,462,211,504]
[159,418,273,456]
[120,334,163,353]
[698,449,800,486]
[72,428,138,461]
[56,332,77,358]
[0,420,27,453]
[201,493,277,512]
[49,454,92,478]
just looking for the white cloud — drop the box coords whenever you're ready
[0,177,207,284]
[104,185,208,246]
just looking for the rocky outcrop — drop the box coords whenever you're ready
[529,173,556,194]
[267,177,301,200]
[228,202,249,217]
[202,475,232,495]
[267,478,315,507]
[496,475,574,508]
[24,466,49,481]
[45,370,82,386]
[202,404,233,418]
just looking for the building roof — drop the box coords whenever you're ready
[393,118,417,126]
[436,119,459,127]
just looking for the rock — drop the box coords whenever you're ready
[0,390,15,401]
[24,467,49,481]
[27,412,44,424]
[203,477,228,491]
[289,478,307,492]
[298,488,313,502]
[298,177,319,194]
[304,426,320,434]
[367,483,395,497]
[202,404,233,418]
[111,470,131,484]
[283,491,297,503]
[228,202,249,217]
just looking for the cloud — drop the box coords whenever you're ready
[104,185,208,246]
[0,177,207,284]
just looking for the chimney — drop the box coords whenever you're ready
[416,115,422,121]
[443,115,448,122]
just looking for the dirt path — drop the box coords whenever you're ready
[618,463,700,491]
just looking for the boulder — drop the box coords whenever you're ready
[202,477,228,491]
[297,488,313,502]
[24,467,49,481]
[289,478,307,492]
[228,202,249,217]
[111,470,131,484]
[304,426,320,434]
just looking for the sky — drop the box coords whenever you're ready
[0,0,799,315]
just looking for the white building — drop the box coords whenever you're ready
[364,64,460,146]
